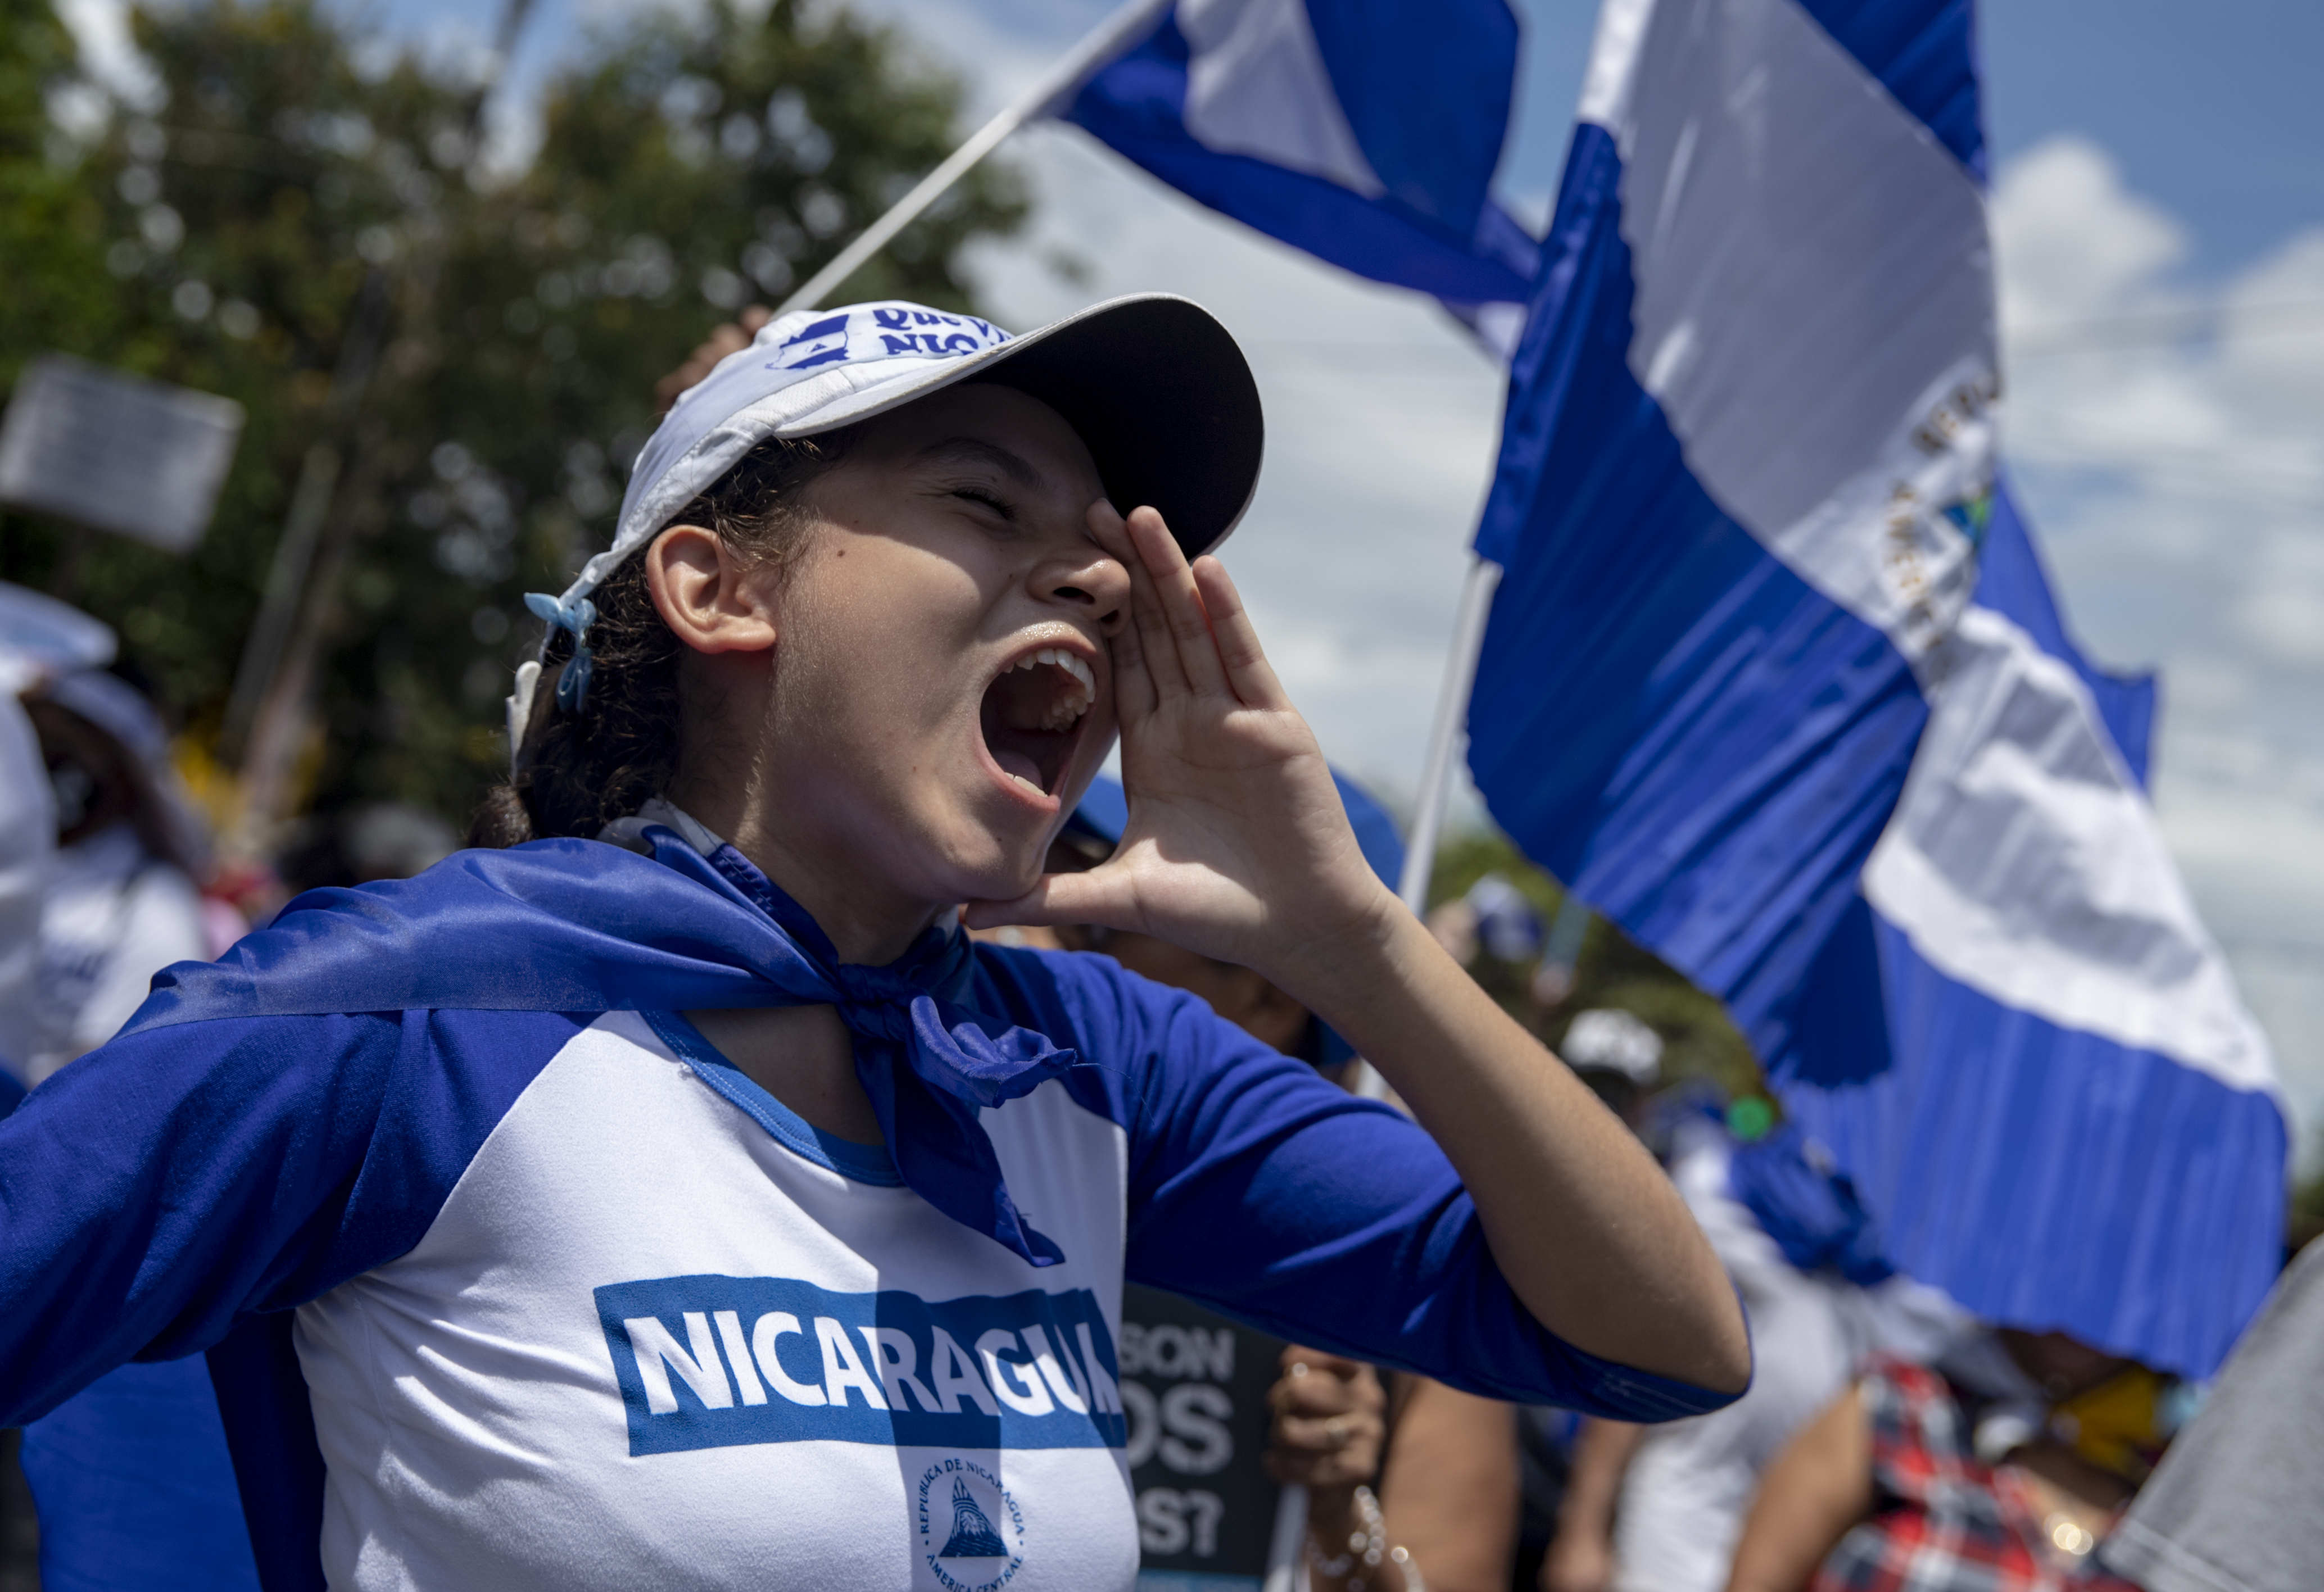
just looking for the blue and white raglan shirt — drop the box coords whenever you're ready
[0,820,1734,1592]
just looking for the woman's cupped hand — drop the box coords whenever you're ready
[961,502,1396,992]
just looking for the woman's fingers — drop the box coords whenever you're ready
[1126,507,1231,698]
[961,863,1139,936]
[1266,1385,1386,1487]
[1273,1394,1375,1487]
[1269,1350,1384,1421]
[1273,1412,1384,1453]
[1097,505,1189,701]
[1084,502,1158,723]
[1108,624,1156,728]
[1272,1377,1369,1418]
[1089,500,1260,711]
[1190,555,1289,711]
[1280,1346,1365,1376]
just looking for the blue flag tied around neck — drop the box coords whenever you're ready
[125,829,1088,1267]
[1465,0,2283,1375]
[1061,0,1538,305]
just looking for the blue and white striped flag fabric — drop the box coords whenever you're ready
[1061,0,1539,305]
[1465,0,2283,1376]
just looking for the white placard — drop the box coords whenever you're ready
[0,355,244,552]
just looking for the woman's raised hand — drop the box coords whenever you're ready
[971,513,1755,1404]
[962,502,1394,987]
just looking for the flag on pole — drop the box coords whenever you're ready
[1464,0,2282,1376]
[1060,0,1538,305]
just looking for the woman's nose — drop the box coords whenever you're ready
[1032,548,1131,636]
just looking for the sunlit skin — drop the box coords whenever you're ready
[646,381,1751,1396]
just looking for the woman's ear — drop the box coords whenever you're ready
[644,525,781,654]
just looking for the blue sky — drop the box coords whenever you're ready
[82,0,2324,1153]
[1980,0,2323,274]
[1489,0,2324,274]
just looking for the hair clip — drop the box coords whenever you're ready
[523,591,599,715]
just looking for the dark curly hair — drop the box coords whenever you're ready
[469,430,855,847]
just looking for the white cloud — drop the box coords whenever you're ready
[1994,141,2324,564]
[1991,135,2189,331]
[1991,135,2324,1158]
[2237,534,2324,667]
[2154,652,2249,716]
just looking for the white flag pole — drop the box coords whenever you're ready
[1394,555,1502,915]
[1348,555,1502,1102]
[771,0,1172,319]
[1262,1482,1309,1592]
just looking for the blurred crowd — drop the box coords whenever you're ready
[0,585,458,1590]
[1196,847,2320,1592]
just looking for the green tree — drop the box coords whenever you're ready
[2292,1149,2324,1254]
[1429,828,1766,1104]
[0,0,1024,841]
[0,0,110,378]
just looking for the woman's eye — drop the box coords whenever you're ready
[954,487,1014,521]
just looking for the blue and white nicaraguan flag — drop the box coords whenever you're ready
[1464,0,2283,1376]
[1059,0,1539,306]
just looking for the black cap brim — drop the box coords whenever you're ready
[968,295,1264,558]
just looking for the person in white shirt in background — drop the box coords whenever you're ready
[0,582,116,1085]
[0,580,259,1592]
[0,684,51,1099]
[15,665,218,1085]
[1544,1106,1965,1592]
[0,578,230,1088]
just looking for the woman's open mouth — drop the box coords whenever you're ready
[978,646,1097,801]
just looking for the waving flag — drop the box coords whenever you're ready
[1465,0,2282,1376]
[1061,0,1538,304]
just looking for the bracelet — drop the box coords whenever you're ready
[1303,1487,1425,1592]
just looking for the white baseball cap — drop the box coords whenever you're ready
[510,293,1264,759]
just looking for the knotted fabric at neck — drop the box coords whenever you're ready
[124,828,1088,1266]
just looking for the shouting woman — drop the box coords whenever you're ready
[0,295,1747,1590]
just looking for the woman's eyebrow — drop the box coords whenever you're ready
[916,436,1043,489]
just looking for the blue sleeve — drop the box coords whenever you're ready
[0,1006,587,1426]
[977,946,1736,1421]
[20,1358,262,1592]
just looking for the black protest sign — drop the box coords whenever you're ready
[1121,1283,1285,1589]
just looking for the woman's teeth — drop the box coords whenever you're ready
[1004,647,1095,731]
[995,753,1046,793]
